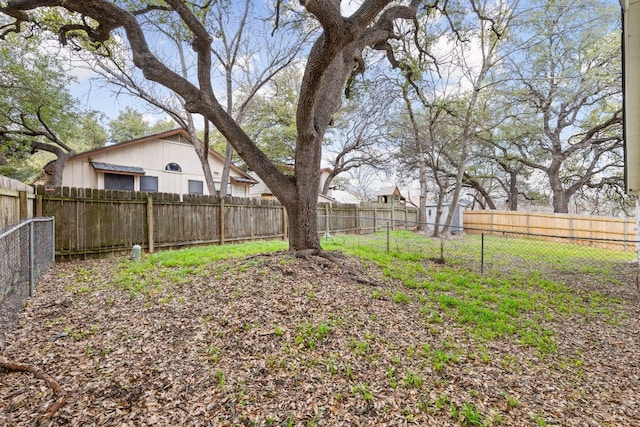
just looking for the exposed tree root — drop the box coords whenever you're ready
[292,249,383,286]
[293,248,345,264]
[345,273,384,287]
[0,360,67,418]
[246,249,384,287]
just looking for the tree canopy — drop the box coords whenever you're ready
[0,27,107,183]
[0,0,626,238]
[0,0,445,252]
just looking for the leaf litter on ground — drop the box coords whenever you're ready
[1,236,639,426]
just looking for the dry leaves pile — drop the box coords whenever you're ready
[1,253,638,426]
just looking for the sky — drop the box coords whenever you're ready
[64,1,482,125]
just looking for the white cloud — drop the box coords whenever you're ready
[341,1,363,17]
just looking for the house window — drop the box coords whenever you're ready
[188,180,204,195]
[105,173,134,190]
[165,162,182,172]
[140,176,158,192]
[214,181,232,196]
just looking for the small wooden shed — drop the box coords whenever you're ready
[375,186,407,206]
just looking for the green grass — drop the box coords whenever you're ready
[294,321,333,349]
[114,232,625,355]
[323,231,625,354]
[115,240,287,295]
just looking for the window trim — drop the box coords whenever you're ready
[188,179,204,195]
[140,175,159,192]
[165,162,182,172]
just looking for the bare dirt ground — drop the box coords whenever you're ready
[1,253,639,426]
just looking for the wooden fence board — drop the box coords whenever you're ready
[464,210,636,251]
[0,175,34,227]
[32,186,416,258]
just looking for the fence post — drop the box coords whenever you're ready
[405,207,408,230]
[19,190,29,220]
[36,193,43,217]
[51,217,56,262]
[355,205,360,235]
[147,194,155,253]
[391,203,395,230]
[219,197,225,245]
[569,214,574,242]
[324,203,330,237]
[29,220,35,297]
[386,221,390,253]
[480,233,485,275]
[250,201,255,240]
[373,208,377,233]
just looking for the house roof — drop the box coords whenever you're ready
[375,185,407,201]
[91,162,146,175]
[375,186,401,196]
[231,176,258,184]
[66,128,255,183]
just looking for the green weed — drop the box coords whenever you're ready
[501,391,519,409]
[403,370,423,388]
[294,322,332,349]
[351,383,373,402]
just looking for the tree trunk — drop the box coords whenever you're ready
[194,144,216,195]
[219,141,233,196]
[417,162,428,231]
[321,170,338,196]
[31,141,74,187]
[548,161,569,213]
[283,163,322,251]
[508,170,518,211]
[464,175,497,210]
[551,186,569,213]
[432,185,446,238]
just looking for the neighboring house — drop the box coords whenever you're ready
[248,167,338,202]
[375,185,408,206]
[330,187,368,204]
[45,129,257,196]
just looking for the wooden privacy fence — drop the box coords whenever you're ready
[464,210,637,251]
[34,186,417,259]
[0,175,34,227]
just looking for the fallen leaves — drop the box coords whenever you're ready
[0,253,638,426]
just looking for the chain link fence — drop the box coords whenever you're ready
[322,216,639,294]
[0,218,55,339]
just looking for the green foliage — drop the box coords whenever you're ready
[241,68,300,166]
[457,402,486,426]
[351,383,373,402]
[393,291,411,304]
[294,322,332,350]
[0,31,109,181]
[108,107,154,142]
[501,391,519,409]
[403,370,423,388]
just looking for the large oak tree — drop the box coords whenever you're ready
[497,0,622,214]
[0,0,436,252]
[1,0,430,252]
